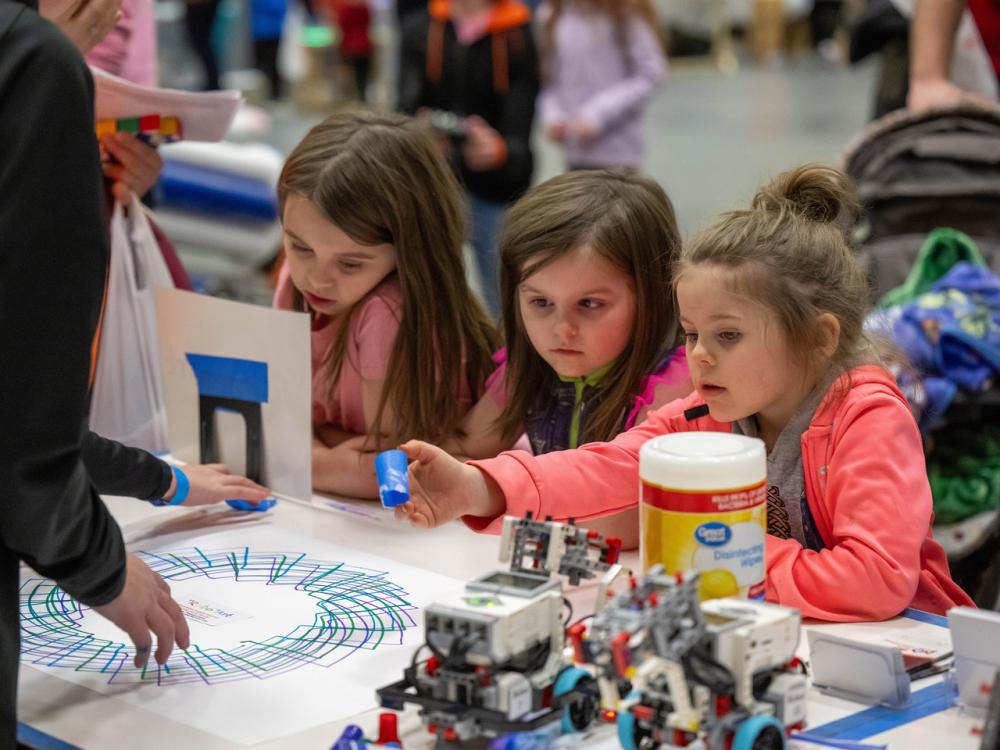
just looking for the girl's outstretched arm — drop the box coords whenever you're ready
[394,441,505,528]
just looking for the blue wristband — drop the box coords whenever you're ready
[168,467,190,505]
[151,467,190,507]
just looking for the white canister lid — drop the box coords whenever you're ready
[639,432,766,491]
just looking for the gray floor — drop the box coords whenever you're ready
[159,15,880,297]
[262,56,879,240]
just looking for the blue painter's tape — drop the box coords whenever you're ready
[791,735,886,750]
[803,682,956,741]
[185,353,269,403]
[901,608,949,628]
[17,723,83,750]
[226,498,277,512]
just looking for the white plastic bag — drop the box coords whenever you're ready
[89,195,174,451]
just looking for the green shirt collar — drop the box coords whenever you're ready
[556,360,615,387]
[557,361,615,449]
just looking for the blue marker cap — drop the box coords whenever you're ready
[226,498,277,512]
[375,450,409,508]
[333,724,366,750]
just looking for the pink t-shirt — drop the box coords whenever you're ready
[274,267,403,435]
[84,0,158,86]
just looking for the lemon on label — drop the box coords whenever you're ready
[698,568,740,601]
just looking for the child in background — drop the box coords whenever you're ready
[447,169,691,460]
[328,0,373,102]
[274,110,498,499]
[251,0,287,100]
[396,164,974,621]
[538,0,665,171]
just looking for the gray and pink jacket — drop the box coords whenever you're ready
[468,366,974,621]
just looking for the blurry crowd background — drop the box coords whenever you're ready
[144,0,887,302]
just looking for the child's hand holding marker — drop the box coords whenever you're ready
[387,442,505,528]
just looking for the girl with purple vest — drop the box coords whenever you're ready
[444,169,691,460]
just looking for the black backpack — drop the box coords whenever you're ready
[844,104,1000,299]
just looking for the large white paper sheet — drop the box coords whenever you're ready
[92,67,243,142]
[19,518,464,746]
[155,288,312,502]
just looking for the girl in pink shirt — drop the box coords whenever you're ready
[393,164,972,621]
[274,110,498,499]
[446,169,691,460]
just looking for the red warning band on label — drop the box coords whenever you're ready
[642,480,766,513]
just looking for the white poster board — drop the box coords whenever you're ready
[19,517,464,745]
[155,288,312,501]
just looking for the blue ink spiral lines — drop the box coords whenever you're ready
[19,547,417,686]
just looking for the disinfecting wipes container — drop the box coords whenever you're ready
[639,432,767,600]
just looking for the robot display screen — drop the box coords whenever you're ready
[478,571,551,593]
[703,611,740,626]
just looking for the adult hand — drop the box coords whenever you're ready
[39,0,123,54]
[100,133,164,205]
[416,107,454,162]
[546,122,568,143]
[93,553,190,667]
[461,115,506,172]
[907,77,964,112]
[570,119,598,144]
[162,464,271,507]
[392,440,504,528]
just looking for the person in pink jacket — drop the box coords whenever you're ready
[393,163,974,622]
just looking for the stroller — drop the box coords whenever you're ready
[844,104,1000,610]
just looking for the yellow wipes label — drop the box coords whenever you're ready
[641,480,767,600]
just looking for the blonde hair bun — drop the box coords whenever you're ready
[752,163,859,226]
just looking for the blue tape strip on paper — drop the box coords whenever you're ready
[17,723,83,750]
[901,608,949,628]
[185,353,269,403]
[803,682,957,741]
[791,736,886,750]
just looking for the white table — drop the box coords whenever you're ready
[16,494,987,749]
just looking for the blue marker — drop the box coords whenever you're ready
[490,727,581,750]
[226,498,277,512]
[332,723,366,750]
[375,450,410,508]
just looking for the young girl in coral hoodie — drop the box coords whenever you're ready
[394,163,974,622]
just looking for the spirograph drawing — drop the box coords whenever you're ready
[19,547,417,686]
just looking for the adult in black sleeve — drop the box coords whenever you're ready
[0,1,190,742]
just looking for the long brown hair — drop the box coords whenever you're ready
[540,0,659,72]
[277,110,498,447]
[677,164,885,391]
[497,169,681,444]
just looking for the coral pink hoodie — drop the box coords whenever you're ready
[468,366,973,621]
